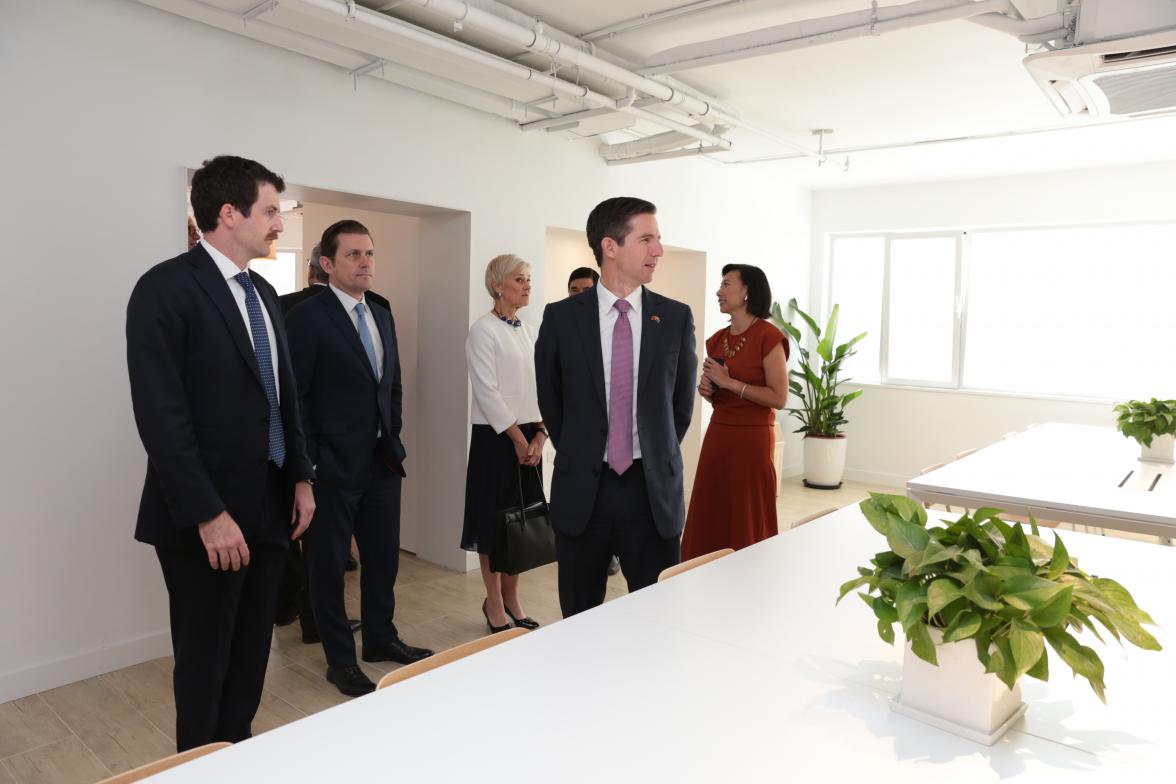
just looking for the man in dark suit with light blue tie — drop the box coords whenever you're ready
[536,197,697,617]
[126,155,316,750]
[285,220,433,697]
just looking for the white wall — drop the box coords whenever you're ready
[810,161,1176,486]
[0,0,811,701]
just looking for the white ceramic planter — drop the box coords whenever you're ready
[1141,433,1175,464]
[891,629,1026,746]
[803,435,847,489]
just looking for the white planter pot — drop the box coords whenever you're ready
[1141,433,1175,464]
[803,435,847,489]
[891,629,1026,746]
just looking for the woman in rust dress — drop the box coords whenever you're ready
[681,264,790,560]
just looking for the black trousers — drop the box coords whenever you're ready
[155,463,289,752]
[554,460,680,618]
[304,452,402,667]
[275,538,316,635]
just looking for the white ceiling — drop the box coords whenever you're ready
[140,0,1176,187]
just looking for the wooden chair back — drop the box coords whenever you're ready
[98,743,231,783]
[658,549,734,582]
[376,627,528,690]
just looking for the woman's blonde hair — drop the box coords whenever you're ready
[484,254,530,299]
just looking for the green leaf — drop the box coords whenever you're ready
[1092,577,1157,626]
[1045,531,1070,580]
[908,622,938,666]
[962,577,1004,611]
[877,618,895,645]
[987,637,1019,690]
[1025,645,1050,682]
[896,582,928,631]
[1029,585,1073,628]
[1009,621,1046,682]
[859,497,895,536]
[942,610,982,642]
[816,304,840,361]
[1001,574,1068,611]
[872,596,899,624]
[836,575,873,604]
[888,494,928,527]
[788,298,821,339]
[886,515,931,560]
[1045,628,1107,703]
[927,579,963,616]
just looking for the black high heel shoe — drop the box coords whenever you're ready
[482,599,513,634]
[504,606,540,630]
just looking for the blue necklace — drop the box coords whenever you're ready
[493,309,522,328]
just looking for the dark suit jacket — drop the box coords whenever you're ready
[285,288,406,488]
[535,286,696,539]
[279,283,390,316]
[126,245,315,549]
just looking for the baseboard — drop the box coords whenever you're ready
[841,467,908,489]
[778,462,803,479]
[0,631,173,704]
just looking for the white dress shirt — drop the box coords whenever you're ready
[329,283,384,380]
[597,283,642,461]
[466,313,542,434]
[201,239,280,401]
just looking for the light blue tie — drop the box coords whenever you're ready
[355,302,380,379]
[233,271,286,468]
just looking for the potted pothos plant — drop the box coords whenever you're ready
[1114,398,1176,464]
[770,298,865,489]
[838,493,1161,745]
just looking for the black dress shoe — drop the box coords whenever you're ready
[302,618,360,645]
[326,664,375,697]
[362,638,434,665]
[482,599,513,634]
[504,606,540,630]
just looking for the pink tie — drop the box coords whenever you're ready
[608,299,634,475]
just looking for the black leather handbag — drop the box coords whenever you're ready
[489,466,556,575]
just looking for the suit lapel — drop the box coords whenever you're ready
[573,287,607,413]
[188,247,263,391]
[637,287,662,401]
[373,304,394,382]
[322,291,379,382]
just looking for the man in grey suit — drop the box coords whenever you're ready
[535,197,697,617]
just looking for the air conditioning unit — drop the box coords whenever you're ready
[1025,29,1176,116]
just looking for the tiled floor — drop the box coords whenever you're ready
[0,478,889,783]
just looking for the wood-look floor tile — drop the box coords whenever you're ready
[39,677,174,775]
[97,661,173,713]
[3,736,108,784]
[0,696,71,759]
[396,553,458,586]
[262,665,350,715]
[250,692,305,736]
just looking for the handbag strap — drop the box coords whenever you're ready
[515,465,549,524]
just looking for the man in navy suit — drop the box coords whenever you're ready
[536,197,697,617]
[126,155,316,750]
[286,220,433,696]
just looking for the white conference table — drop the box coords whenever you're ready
[146,504,1176,782]
[907,423,1176,538]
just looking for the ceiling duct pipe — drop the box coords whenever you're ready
[641,0,1023,74]
[291,0,732,148]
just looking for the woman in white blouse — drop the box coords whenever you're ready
[461,254,546,632]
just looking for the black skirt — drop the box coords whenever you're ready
[460,423,544,557]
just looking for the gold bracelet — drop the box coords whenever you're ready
[740,383,748,399]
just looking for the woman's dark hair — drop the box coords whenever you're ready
[190,155,285,233]
[586,196,657,265]
[722,263,772,319]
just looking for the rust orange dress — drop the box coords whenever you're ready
[681,319,789,560]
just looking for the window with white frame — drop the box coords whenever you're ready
[828,222,1176,400]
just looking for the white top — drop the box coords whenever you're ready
[466,312,541,433]
[328,283,384,381]
[143,504,1176,783]
[907,423,1176,536]
[201,239,279,401]
[597,283,642,461]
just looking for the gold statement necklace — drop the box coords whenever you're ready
[721,318,757,358]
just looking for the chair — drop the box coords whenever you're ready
[98,743,231,783]
[376,627,528,690]
[955,448,978,460]
[658,548,734,582]
[919,463,952,512]
[1002,431,1019,440]
[790,507,837,529]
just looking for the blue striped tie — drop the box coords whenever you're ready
[234,272,286,468]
